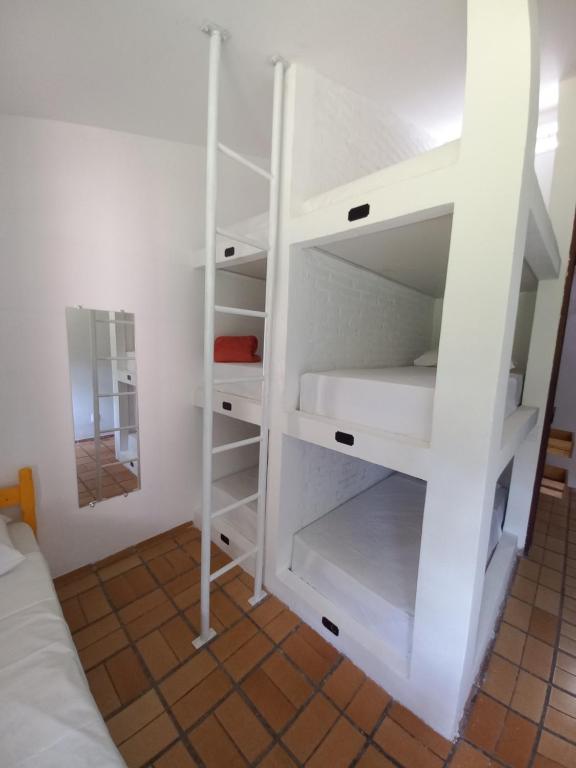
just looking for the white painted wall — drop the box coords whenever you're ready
[0,114,268,576]
[289,65,434,206]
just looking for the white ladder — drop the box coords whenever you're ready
[194,24,286,648]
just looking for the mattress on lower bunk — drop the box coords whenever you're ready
[214,362,263,400]
[292,473,426,652]
[300,367,524,441]
[291,473,509,651]
[212,465,258,543]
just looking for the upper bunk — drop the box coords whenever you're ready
[282,149,545,478]
[193,211,268,279]
[288,139,561,283]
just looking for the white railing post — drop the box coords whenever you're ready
[194,24,223,648]
[250,57,287,605]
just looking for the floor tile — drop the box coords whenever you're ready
[261,651,313,708]
[160,651,217,706]
[137,630,179,680]
[521,635,554,680]
[388,701,452,759]
[307,715,365,767]
[215,692,273,762]
[242,667,296,731]
[482,653,519,705]
[119,712,178,768]
[448,741,493,767]
[494,709,537,768]
[172,668,231,731]
[86,664,121,717]
[494,622,526,664]
[322,658,365,709]
[153,742,198,768]
[189,715,247,768]
[356,746,397,767]
[347,678,391,734]
[538,729,576,767]
[373,717,444,768]
[107,690,165,745]
[510,669,548,722]
[282,693,339,763]
[465,693,506,752]
[105,646,150,705]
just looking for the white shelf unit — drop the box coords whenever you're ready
[194,214,268,428]
[261,1,559,739]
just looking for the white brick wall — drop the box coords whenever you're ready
[291,66,434,204]
[279,437,391,537]
[287,249,435,398]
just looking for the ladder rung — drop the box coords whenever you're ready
[97,356,134,361]
[218,142,272,180]
[211,492,260,520]
[215,305,267,318]
[97,391,137,398]
[209,547,258,582]
[100,457,139,470]
[216,228,269,253]
[213,376,264,386]
[100,425,138,433]
[212,435,262,454]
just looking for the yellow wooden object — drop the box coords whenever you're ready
[0,467,37,533]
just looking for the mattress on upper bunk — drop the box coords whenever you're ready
[292,473,426,653]
[300,367,524,441]
[214,362,263,400]
[212,466,258,543]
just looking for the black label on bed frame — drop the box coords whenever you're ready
[322,616,339,636]
[222,401,232,411]
[348,203,370,222]
[335,431,354,446]
[220,533,230,546]
[224,246,235,258]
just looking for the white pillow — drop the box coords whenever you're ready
[414,349,439,367]
[0,517,24,576]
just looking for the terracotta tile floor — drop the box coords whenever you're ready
[75,436,139,507]
[54,488,575,767]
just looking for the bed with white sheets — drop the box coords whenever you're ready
[291,472,508,656]
[0,522,125,768]
[300,366,524,441]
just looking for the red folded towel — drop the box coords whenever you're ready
[214,336,261,363]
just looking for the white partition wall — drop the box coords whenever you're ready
[260,0,574,740]
[410,0,540,733]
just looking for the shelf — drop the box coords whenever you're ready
[194,214,268,280]
[499,406,539,472]
[194,389,262,426]
[541,465,567,499]
[283,410,431,480]
[548,428,573,458]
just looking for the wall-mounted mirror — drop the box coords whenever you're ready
[66,307,141,507]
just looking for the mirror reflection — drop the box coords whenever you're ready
[66,307,141,507]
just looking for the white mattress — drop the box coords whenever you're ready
[0,523,125,768]
[214,362,262,400]
[292,473,425,655]
[300,367,524,441]
[291,473,509,655]
[212,466,258,544]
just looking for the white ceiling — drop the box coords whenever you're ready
[1,0,575,158]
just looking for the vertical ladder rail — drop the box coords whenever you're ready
[195,25,222,648]
[88,310,102,502]
[249,57,286,606]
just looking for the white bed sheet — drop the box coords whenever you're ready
[292,473,425,654]
[0,523,125,768]
[300,367,524,441]
[214,362,263,400]
[291,473,509,654]
[212,466,258,543]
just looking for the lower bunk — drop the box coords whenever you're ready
[289,469,508,659]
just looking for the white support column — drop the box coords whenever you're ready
[506,75,576,544]
[410,0,539,737]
